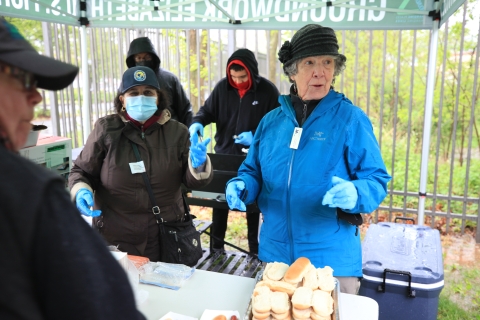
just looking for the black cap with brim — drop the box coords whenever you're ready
[0,17,78,91]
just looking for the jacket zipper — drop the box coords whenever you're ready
[287,150,296,263]
[230,95,243,153]
[284,96,300,263]
[301,103,307,127]
[170,230,182,262]
[287,99,321,260]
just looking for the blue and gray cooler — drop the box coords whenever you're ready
[358,221,444,320]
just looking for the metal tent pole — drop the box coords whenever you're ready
[418,17,440,226]
[80,26,91,144]
[79,1,91,144]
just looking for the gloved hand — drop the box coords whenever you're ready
[188,122,204,138]
[189,133,211,168]
[75,188,102,217]
[226,181,247,211]
[322,176,358,210]
[234,131,253,146]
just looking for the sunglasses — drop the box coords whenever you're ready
[0,62,37,91]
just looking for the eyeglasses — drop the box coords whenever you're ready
[134,54,153,62]
[0,62,37,91]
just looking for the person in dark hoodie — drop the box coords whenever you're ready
[189,48,280,255]
[125,37,193,127]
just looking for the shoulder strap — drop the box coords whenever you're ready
[130,141,162,225]
[130,141,193,226]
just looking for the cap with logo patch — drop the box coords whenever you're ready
[121,66,160,93]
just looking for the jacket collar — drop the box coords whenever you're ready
[280,89,344,125]
[120,108,171,126]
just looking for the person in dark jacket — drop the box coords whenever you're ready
[0,18,145,320]
[69,66,213,263]
[125,37,193,127]
[189,48,280,255]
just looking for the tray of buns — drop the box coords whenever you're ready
[243,257,340,320]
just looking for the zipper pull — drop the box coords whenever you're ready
[301,103,307,126]
[141,125,145,139]
[169,230,178,242]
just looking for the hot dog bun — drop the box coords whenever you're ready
[302,267,319,290]
[252,291,272,313]
[270,291,290,314]
[317,266,335,292]
[262,278,296,297]
[311,289,334,317]
[291,286,313,310]
[283,257,312,285]
[267,262,290,281]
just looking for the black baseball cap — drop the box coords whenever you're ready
[0,17,79,90]
[121,66,160,93]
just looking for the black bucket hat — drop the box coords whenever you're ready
[0,17,78,90]
[121,66,160,93]
[278,24,346,69]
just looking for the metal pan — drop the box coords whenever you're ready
[243,268,341,320]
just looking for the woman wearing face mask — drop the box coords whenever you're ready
[69,66,213,262]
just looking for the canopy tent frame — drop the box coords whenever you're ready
[1,0,467,225]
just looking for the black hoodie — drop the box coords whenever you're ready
[125,37,193,127]
[192,48,280,155]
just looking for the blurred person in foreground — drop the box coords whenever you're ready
[225,24,391,294]
[189,48,280,255]
[0,17,145,319]
[125,36,193,126]
[69,66,213,263]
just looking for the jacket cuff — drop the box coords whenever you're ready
[70,182,93,201]
[188,155,212,180]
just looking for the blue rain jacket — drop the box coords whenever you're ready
[229,90,391,277]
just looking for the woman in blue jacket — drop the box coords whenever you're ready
[225,24,391,294]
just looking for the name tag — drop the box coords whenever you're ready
[129,161,146,174]
[289,127,303,149]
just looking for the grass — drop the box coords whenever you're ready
[195,206,249,250]
[191,205,480,319]
[437,296,477,320]
[438,264,480,319]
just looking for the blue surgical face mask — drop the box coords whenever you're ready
[125,95,158,121]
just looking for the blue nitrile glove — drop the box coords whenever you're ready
[322,176,358,210]
[189,133,211,168]
[226,181,247,211]
[75,188,102,217]
[234,131,253,146]
[188,122,204,138]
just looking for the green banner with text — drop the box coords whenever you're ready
[440,0,466,26]
[0,0,443,30]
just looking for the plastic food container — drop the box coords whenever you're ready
[23,130,39,148]
[22,125,47,148]
[359,222,444,320]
